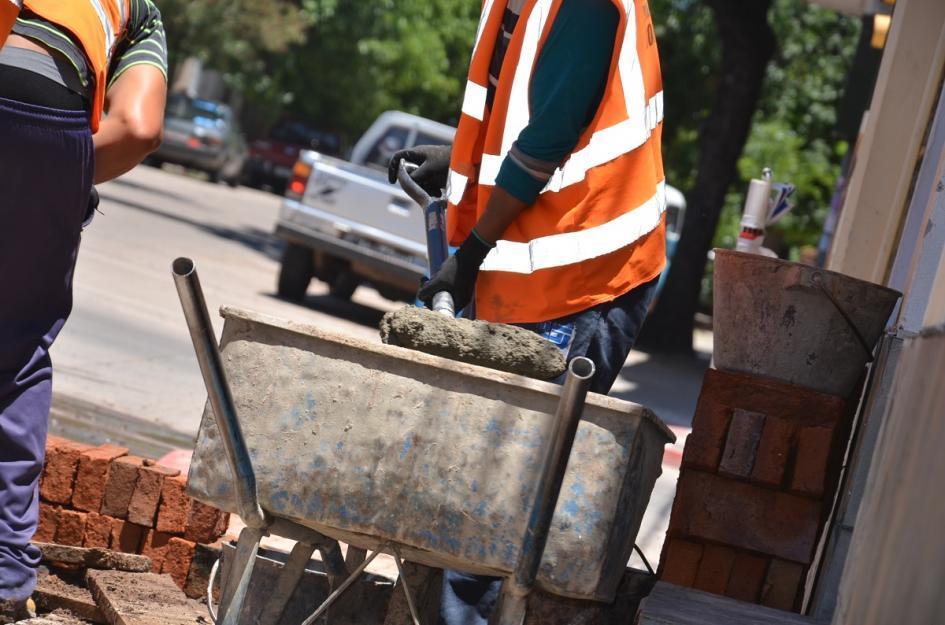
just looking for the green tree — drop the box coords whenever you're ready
[643,0,860,354]
[157,0,479,140]
[279,1,479,140]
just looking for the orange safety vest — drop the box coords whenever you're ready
[2,0,129,132]
[448,0,667,324]
[0,1,22,48]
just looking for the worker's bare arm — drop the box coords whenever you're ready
[474,187,529,244]
[93,64,166,183]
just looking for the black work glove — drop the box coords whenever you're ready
[388,144,452,196]
[82,186,99,230]
[418,232,493,312]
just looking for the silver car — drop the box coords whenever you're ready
[151,94,246,186]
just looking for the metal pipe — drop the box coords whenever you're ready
[171,257,267,529]
[300,543,389,625]
[491,357,596,625]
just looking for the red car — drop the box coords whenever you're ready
[241,121,341,194]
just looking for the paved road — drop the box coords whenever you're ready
[50,164,710,567]
[52,165,403,439]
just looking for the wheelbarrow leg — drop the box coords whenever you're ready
[218,526,266,625]
[489,358,596,625]
[254,539,318,625]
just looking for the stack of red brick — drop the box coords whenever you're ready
[659,369,852,612]
[35,436,229,598]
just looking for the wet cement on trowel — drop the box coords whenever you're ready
[380,306,567,380]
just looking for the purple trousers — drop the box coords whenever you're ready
[0,95,92,601]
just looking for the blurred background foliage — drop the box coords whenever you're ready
[652,0,859,257]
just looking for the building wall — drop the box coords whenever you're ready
[831,328,945,625]
[827,0,945,284]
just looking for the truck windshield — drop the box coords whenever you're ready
[365,126,410,171]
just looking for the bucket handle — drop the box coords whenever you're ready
[811,272,875,363]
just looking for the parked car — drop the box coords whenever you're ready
[274,110,687,304]
[242,121,342,195]
[150,94,246,186]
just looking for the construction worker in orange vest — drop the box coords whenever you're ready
[0,2,167,619]
[389,1,665,622]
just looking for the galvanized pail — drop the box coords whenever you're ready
[713,250,901,397]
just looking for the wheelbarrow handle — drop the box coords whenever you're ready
[172,258,267,530]
[397,160,433,208]
[397,160,456,317]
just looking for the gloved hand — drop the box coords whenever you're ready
[418,230,494,312]
[388,144,452,196]
[82,186,99,229]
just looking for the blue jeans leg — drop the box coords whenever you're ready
[437,277,659,624]
[0,96,92,601]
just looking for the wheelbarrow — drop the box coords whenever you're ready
[171,262,673,625]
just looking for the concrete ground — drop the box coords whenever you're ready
[50,164,710,578]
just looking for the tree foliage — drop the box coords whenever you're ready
[652,0,859,259]
[156,0,479,140]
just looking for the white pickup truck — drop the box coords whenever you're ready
[274,111,454,302]
[274,110,686,303]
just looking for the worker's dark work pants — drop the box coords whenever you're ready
[0,95,93,601]
[439,277,659,624]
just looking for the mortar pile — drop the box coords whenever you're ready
[380,306,567,380]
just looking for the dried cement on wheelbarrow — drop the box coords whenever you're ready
[380,306,567,380]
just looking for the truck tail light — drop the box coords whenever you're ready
[286,160,312,200]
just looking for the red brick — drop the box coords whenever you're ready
[725,552,769,603]
[127,464,179,528]
[184,501,229,544]
[34,504,60,543]
[668,470,822,564]
[183,542,223,600]
[156,475,191,535]
[683,369,848,473]
[101,456,144,518]
[693,545,737,595]
[682,373,733,471]
[751,416,796,488]
[109,519,146,554]
[660,539,703,587]
[140,530,172,572]
[718,409,766,479]
[81,512,113,548]
[791,426,835,497]
[761,559,805,612]
[55,510,88,547]
[72,444,128,512]
[162,538,196,589]
[40,437,91,505]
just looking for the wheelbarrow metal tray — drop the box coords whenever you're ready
[187,307,673,601]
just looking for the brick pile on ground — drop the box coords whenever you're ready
[658,369,852,613]
[28,543,208,625]
[36,436,230,598]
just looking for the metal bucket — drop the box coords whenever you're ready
[187,307,673,602]
[712,250,901,397]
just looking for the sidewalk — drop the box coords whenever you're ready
[619,327,712,569]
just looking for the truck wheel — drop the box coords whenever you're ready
[327,271,359,300]
[278,244,313,301]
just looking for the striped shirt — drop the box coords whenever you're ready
[10,0,167,97]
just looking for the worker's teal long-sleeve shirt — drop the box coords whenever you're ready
[495,0,620,204]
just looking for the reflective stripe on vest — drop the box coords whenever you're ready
[447,0,666,323]
[21,0,129,132]
[481,182,666,274]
